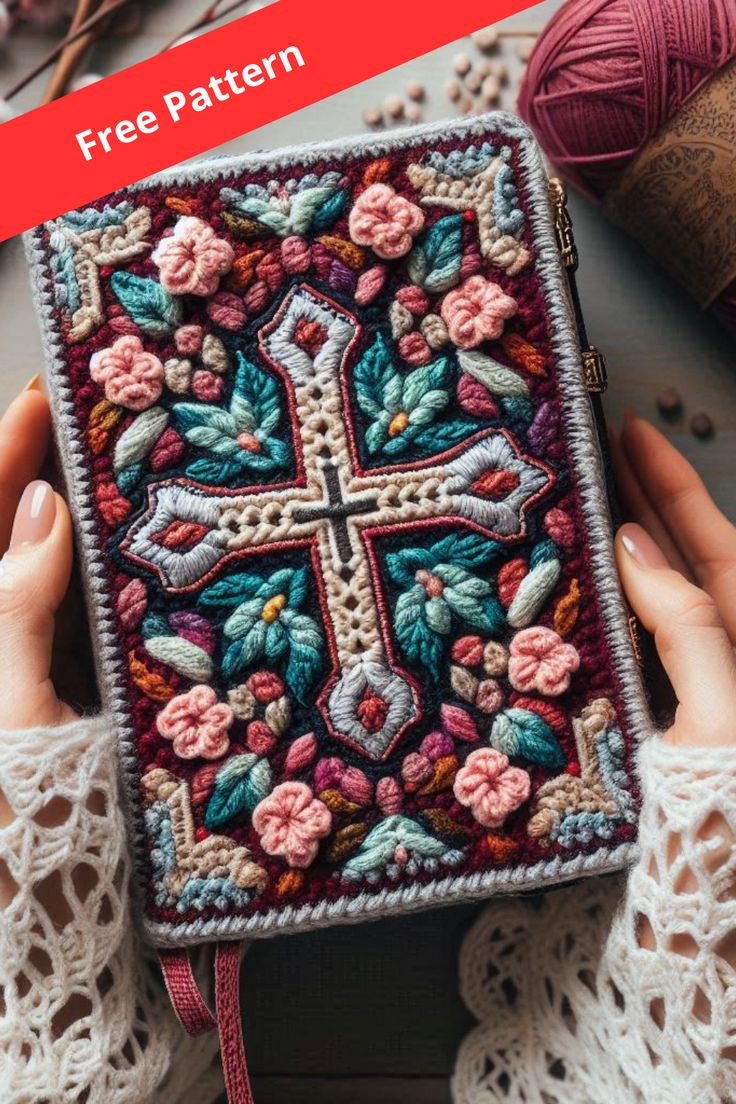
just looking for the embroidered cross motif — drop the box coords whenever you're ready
[124,284,554,760]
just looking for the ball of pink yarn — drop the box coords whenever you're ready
[518,0,736,330]
[519,0,736,200]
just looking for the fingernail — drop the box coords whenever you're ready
[23,374,43,393]
[9,481,56,549]
[619,523,670,569]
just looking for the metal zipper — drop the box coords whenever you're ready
[550,177,608,395]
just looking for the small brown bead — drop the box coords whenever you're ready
[465,69,483,94]
[384,95,405,119]
[406,81,425,102]
[405,102,423,124]
[656,387,683,420]
[453,52,472,77]
[445,78,462,103]
[690,412,715,440]
[517,38,535,62]
[481,74,501,105]
[362,106,384,128]
[471,26,499,51]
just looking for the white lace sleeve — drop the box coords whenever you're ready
[0,716,223,1104]
[453,736,736,1104]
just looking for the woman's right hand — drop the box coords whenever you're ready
[611,413,736,750]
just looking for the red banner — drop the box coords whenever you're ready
[0,0,542,241]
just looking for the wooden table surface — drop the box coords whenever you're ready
[1,3,734,1101]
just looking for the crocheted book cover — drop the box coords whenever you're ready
[27,115,648,945]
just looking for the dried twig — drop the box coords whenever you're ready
[3,0,254,103]
[158,0,253,53]
[42,0,104,104]
[3,0,133,100]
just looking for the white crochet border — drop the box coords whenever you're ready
[25,113,651,947]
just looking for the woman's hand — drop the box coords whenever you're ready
[0,380,77,730]
[611,413,736,749]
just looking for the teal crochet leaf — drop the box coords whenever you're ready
[491,709,566,771]
[353,333,400,421]
[231,353,282,437]
[408,214,464,294]
[65,202,131,232]
[110,272,183,336]
[395,585,444,676]
[428,532,500,571]
[171,405,237,436]
[312,188,348,231]
[200,572,265,609]
[282,610,324,701]
[173,354,291,484]
[116,461,144,497]
[222,626,267,680]
[399,418,475,457]
[204,754,273,831]
[343,814,451,876]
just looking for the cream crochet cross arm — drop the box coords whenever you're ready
[454,735,736,1104]
[0,715,222,1104]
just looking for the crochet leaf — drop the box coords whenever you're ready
[457,350,529,398]
[113,407,169,472]
[231,353,282,435]
[143,636,214,682]
[408,214,464,294]
[311,188,348,231]
[204,754,273,831]
[428,531,501,571]
[342,814,451,876]
[110,272,183,336]
[201,573,265,609]
[490,709,566,771]
[172,354,291,483]
[395,585,444,676]
[353,332,400,420]
[281,610,324,701]
[407,418,480,456]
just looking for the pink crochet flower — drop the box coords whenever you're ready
[252,782,332,869]
[453,747,530,829]
[89,335,164,411]
[508,627,581,697]
[348,183,425,260]
[156,685,233,760]
[440,275,517,349]
[152,216,234,297]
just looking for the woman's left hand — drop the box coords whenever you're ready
[0,380,77,730]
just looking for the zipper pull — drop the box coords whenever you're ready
[550,178,579,272]
[582,346,608,393]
